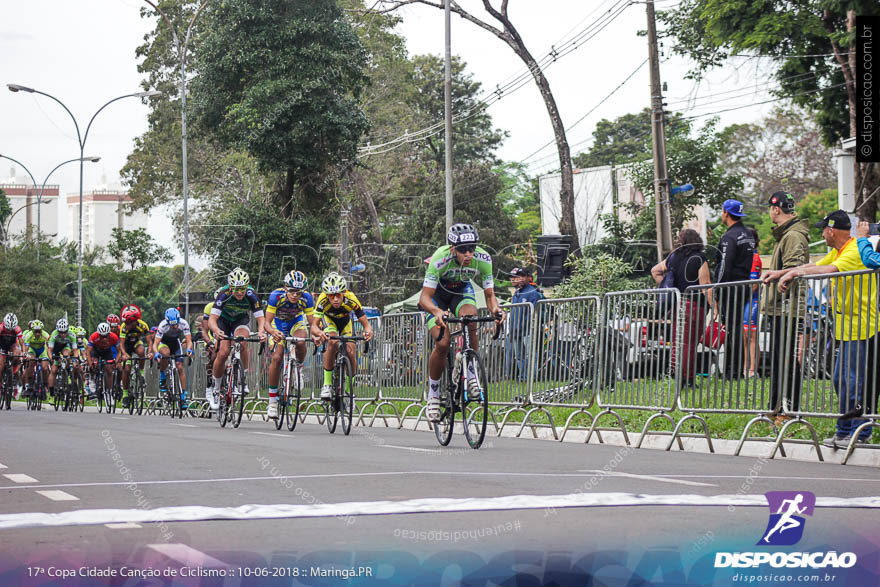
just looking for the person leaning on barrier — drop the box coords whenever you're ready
[651,228,711,386]
[759,192,810,426]
[508,267,543,382]
[714,199,756,380]
[855,221,880,269]
[773,211,879,448]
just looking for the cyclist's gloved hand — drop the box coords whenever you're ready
[153,352,162,361]
[186,349,194,357]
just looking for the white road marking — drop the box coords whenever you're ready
[578,469,717,487]
[106,522,141,529]
[146,544,228,567]
[113,417,129,420]
[0,493,878,530]
[380,445,446,453]
[0,463,6,469]
[250,431,291,439]
[35,490,79,501]
[3,474,38,483]
[170,423,198,428]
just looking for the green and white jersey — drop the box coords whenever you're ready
[423,245,494,291]
[48,329,76,350]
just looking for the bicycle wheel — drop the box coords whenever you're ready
[276,361,288,431]
[326,365,339,434]
[1,371,11,410]
[53,371,61,411]
[106,375,117,414]
[287,362,302,432]
[218,370,230,428]
[135,372,145,416]
[174,371,185,419]
[461,350,489,449]
[35,370,44,411]
[433,366,454,446]
[232,361,245,428]
[340,356,354,436]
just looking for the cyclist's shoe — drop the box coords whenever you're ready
[465,380,484,403]
[122,395,130,408]
[267,402,278,419]
[180,391,188,410]
[206,387,219,410]
[294,365,304,390]
[23,384,31,398]
[320,385,333,401]
[426,397,442,422]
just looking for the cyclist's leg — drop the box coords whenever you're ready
[49,355,59,390]
[267,337,285,408]
[321,319,340,399]
[173,339,188,405]
[157,339,171,391]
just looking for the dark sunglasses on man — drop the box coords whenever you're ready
[455,244,476,254]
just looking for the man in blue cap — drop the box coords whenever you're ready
[715,199,756,379]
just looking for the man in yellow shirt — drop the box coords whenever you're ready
[773,211,878,448]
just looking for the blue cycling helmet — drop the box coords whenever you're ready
[164,307,180,325]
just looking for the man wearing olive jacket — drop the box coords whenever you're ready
[760,192,810,424]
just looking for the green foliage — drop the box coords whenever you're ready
[555,253,643,297]
[106,227,173,302]
[572,108,687,169]
[192,0,369,178]
[0,189,10,232]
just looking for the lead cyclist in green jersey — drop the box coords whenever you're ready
[418,223,505,422]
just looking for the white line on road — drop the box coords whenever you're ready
[1,493,879,531]
[35,490,79,501]
[106,522,141,529]
[147,544,228,568]
[0,463,6,469]
[170,423,198,428]
[380,445,447,453]
[113,417,130,420]
[578,470,716,487]
[250,431,291,439]
[3,474,38,484]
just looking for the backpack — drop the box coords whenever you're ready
[657,253,677,314]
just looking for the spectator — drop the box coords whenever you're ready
[714,199,756,380]
[855,221,880,269]
[743,227,763,378]
[855,220,880,420]
[651,228,711,386]
[776,211,879,448]
[760,192,810,426]
[508,267,543,382]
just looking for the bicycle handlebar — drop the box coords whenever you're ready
[325,335,369,354]
[436,312,504,341]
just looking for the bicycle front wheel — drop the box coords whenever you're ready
[326,365,338,434]
[340,356,354,436]
[218,371,230,428]
[232,361,245,428]
[461,350,489,449]
[287,362,302,432]
[135,373,145,416]
[276,364,288,431]
[433,366,454,447]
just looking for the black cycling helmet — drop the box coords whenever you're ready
[446,223,479,246]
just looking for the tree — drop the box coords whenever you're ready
[718,107,836,207]
[373,0,580,244]
[658,0,880,220]
[0,188,10,245]
[106,227,173,303]
[573,108,688,169]
[192,0,370,208]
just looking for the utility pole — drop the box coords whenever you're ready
[340,208,350,278]
[443,0,454,229]
[646,0,673,261]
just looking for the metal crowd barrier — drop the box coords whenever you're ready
[373,312,427,428]
[591,288,699,449]
[782,269,880,463]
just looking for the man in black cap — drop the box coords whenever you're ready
[773,210,879,448]
[715,199,756,379]
[508,267,543,381]
[761,192,810,425]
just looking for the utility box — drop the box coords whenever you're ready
[536,234,574,286]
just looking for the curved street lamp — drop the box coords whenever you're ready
[0,154,100,258]
[142,0,211,320]
[7,84,161,325]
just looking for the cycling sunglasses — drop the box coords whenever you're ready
[231,287,248,293]
[454,244,476,254]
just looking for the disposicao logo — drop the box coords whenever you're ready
[714,491,857,570]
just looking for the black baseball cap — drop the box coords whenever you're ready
[768,191,795,213]
[510,267,532,277]
[813,210,852,231]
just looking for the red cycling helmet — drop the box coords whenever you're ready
[106,314,121,326]
[121,307,141,322]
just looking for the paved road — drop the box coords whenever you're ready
[1,407,878,585]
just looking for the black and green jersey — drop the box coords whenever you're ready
[423,245,494,291]
[211,286,264,322]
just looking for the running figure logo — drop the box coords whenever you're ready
[758,491,816,546]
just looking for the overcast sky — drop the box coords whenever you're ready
[1,0,782,265]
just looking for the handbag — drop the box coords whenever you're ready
[657,253,677,312]
[703,319,727,349]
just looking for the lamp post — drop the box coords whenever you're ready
[143,0,211,321]
[7,84,161,326]
[0,154,100,259]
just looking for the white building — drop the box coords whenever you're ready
[67,185,148,254]
[1,168,60,242]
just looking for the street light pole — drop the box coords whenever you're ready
[143,0,211,322]
[0,154,100,259]
[7,84,161,326]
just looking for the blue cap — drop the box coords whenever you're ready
[722,199,746,218]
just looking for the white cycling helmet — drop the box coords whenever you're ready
[3,313,17,330]
[227,267,250,288]
[97,322,111,336]
[56,318,69,333]
[321,272,347,294]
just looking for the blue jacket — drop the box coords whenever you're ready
[857,238,880,270]
[510,283,543,336]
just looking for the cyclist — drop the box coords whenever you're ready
[106,314,123,376]
[262,270,316,419]
[0,313,24,404]
[72,325,90,397]
[201,288,223,409]
[22,319,52,400]
[119,306,150,408]
[47,318,80,397]
[208,268,266,402]
[150,308,194,409]
[310,272,373,401]
[87,322,121,399]
[418,223,504,422]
